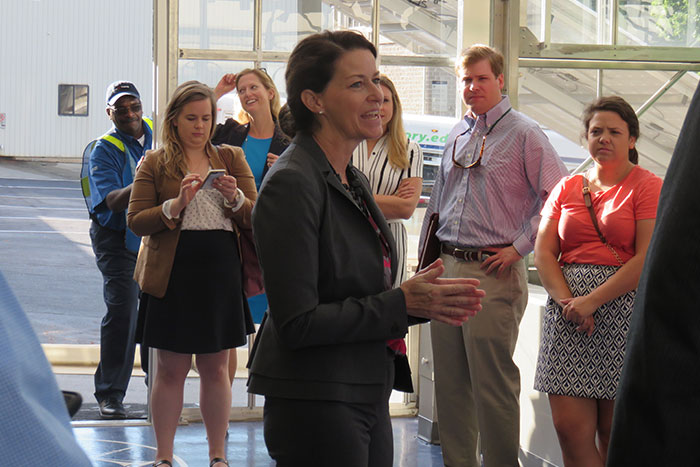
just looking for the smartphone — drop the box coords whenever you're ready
[199,169,226,190]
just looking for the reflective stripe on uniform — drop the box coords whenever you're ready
[101,134,126,152]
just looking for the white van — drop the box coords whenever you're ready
[217,92,241,124]
[402,114,457,205]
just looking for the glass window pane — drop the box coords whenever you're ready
[518,66,697,177]
[600,69,696,176]
[520,0,620,44]
[260,61,288,102]
[518,67,598,169]
[522,0,700,47]
[380,64,457,117]
[261,0,334,52]
[549,0,606,44]
[58,85,74,115]
[178,60,255,123]
[618,0,700,47]
[74,85,89,116]
[380,64,459,204]
[521,0,545,42]
[178,59,254,87]
[179,0,254,50]
[378,0,458,57]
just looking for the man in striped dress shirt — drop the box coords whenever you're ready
[420,44,568,466]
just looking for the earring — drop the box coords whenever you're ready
[318,110,324,115]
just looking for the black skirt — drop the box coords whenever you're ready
[137,229,254,354]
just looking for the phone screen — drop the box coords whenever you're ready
[200,169,226,190]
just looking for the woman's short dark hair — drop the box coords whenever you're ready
[285,30,377,134]
[582,96,640,165]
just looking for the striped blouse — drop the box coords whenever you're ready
[352,134,423,286]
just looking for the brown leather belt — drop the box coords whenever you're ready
[441,244,497,262]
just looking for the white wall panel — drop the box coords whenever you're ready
[0,0,153,158]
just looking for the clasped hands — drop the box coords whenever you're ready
[400,259,485,326]
[559,296,596,336]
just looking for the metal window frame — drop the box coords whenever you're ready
[57,84,90,117]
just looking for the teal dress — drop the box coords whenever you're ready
[242,135,273,323]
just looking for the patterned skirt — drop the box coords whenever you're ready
[534,263,636,399]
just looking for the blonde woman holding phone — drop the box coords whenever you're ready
[128,81,256,467]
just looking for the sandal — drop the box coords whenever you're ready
[153,461,172,467]
[209,458,229,466]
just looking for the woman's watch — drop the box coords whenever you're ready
[223,188,245,211]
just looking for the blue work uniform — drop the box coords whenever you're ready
[87,117,152,404]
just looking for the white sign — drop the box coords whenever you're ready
[0,113,5,129]
[430,81,448,114]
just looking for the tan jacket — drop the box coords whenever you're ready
[127,144,256,298]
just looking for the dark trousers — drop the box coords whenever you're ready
[263,356,395,467]
[90,221,139,402]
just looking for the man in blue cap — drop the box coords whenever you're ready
[87,81,153,419]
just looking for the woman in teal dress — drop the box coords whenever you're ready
[213,70,290,387]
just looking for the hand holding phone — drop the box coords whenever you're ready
[199,169,226,190]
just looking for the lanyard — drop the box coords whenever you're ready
[474,107,512,138]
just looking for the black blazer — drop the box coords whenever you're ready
[247,133,414,404]
[212,118,290,182]
[607,83,698,465]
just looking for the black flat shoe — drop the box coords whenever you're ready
[62,390,82,418]
[98,397,126,419]
[152,461,172,467]
[209,458,229,466]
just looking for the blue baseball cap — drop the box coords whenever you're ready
[106,81,140,106]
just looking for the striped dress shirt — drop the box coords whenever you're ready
[420,96,568,256]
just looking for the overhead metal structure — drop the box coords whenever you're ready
[514,0,699,176]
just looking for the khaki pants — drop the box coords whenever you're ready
[431,253,528,467]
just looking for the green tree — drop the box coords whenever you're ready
[650,0,699,43]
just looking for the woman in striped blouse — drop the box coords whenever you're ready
[352,75,423,286]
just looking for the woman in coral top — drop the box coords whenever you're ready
[533,96,663,467]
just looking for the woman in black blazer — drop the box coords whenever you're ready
[247,30,485,467]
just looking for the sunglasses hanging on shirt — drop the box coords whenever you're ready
[452,108,512,169]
